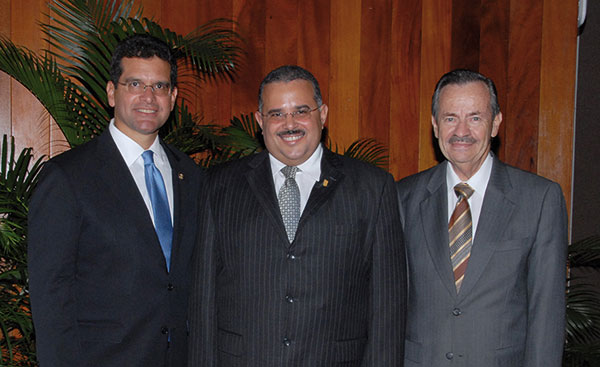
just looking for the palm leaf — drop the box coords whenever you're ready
[336,138,389,169]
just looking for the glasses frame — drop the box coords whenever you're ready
[117,81,172,96]
[260,106,321,122]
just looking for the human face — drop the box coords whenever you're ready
[255,79,328,166]
[106,56,177,149]
[432,81,502,180]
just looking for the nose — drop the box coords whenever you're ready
[454,118,469,136]
[140,86,156,101]
[282,113,298,129]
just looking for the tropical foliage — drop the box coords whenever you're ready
[0,136,44,366]
[564,236,600,366]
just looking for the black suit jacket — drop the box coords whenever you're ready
[28,131,203,367]
[188,148,406,366]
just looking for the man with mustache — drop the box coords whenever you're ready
[28,34,202,366]
[396,69,567,366]
[188,65,406,366]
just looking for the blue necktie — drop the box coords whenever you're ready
[142,150,173,272]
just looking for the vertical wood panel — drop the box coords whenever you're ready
[389,0,421,179]
[505,0,542,172]
[538,0,577,210]
[329,0,361,148]
[358,0,392,155]
[0,0,11,139]
[479,0,509,161]
[450,0,481,70]
[11,0,49,158]
[264,0,298,69]
[297,0,330,108]
[232,0,266,116]
[419,0,452,170]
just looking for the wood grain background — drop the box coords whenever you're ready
[0,0,578,211]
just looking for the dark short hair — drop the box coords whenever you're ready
[431,69,500,121]
[110,34,177,88]
[258,65,322,112]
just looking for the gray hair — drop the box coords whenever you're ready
[258,65,322,112]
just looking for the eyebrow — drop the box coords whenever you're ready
[266,104,311,114]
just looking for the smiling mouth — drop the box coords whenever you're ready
[136,108,157,114]
[278,130,305,142]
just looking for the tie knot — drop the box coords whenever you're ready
[142,150,155,165]
[454,183,474,199]
[281,166,298,179]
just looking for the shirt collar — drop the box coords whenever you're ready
[269,143,323,182]
[446,152,493,196]
[108,119,166,167]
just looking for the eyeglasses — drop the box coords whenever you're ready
[261,106,320,122]
[117,81,172,96]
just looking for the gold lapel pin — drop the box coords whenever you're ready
[178,173,184,180]
[323,179,329,187]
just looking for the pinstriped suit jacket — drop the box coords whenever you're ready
[188,148,406,366]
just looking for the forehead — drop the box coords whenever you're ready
[262,79,315,108]
[438,81,491,112]
[120,56,170,79]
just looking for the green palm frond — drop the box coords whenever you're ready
[161,104,224,156]
[0,37,107,146]
[220,113,263,154]
[337,138,388,169]
[569,236,600,268]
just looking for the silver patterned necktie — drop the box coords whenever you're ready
[278,166,301,242]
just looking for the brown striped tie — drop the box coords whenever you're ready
[449,183,474,292]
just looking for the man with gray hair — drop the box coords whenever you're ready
[397,69,567,366]
[188,65,406,366]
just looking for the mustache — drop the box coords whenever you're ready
[277,129,304,137]
[449,135,477,144]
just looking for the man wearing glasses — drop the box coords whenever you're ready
[28,34,202,366]
[188,65,406,366]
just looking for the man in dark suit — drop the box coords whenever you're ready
[28,34,202,366]
[397,69,568,366]
[188,65,406,366]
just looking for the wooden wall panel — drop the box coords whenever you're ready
[328,0,361,148]
[538,0,577,207]
[418,0,453,170]
[388,0,421,179]
[0,0,11,140]
[1,0,579,212]
[358,0,392,148]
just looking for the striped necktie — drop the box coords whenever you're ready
[449,182,474,292]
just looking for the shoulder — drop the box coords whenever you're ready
[323,148,392,184]
[396,163,444,198]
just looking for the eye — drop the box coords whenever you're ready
[154,82,167,90]
[269,112,283,119]
[295,109,310,117]
[445,117,455,123]
[129,81,141,88]
[472,116,481,122]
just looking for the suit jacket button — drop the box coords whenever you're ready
[286,253,297,260]
[446,352,453,360]
[161,327,169,334]
[452,308,461,316]
[285,295,295,303]
[283,337,292,347]
[167,283,174,291]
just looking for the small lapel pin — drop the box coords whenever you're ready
[178,173,184,180]
[323,179,329,187]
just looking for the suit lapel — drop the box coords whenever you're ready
[457,158,516,299]
[245,152,291,245]
[299,148,344,227]
[420,162,458,297]
[94,132,161,254]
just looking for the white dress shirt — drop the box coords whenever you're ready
[109,119,174,226]
[269,144,323,214]
[445,153,493,239]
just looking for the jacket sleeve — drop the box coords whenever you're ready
[363,174,407,365]
[524,182,568,367]
[27,162,83,366]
